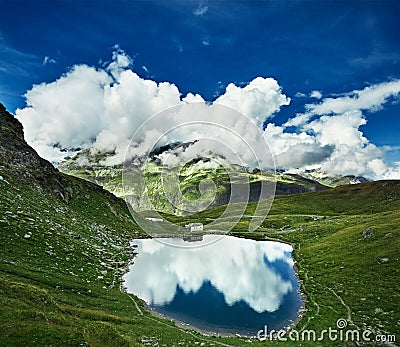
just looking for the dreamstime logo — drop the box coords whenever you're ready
[122,103,276,247]
[257,319,396,343]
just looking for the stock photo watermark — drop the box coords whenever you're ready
[257,319,396,343]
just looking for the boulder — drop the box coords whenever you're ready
[377,257,389,264]
[362,228,376,239]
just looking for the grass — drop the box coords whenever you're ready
[0,168,228,346]
[176,181,400,346]
[1,164,399,346]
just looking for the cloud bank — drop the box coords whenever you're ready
[276,80,400,178]
[16,51,289,166]
[15,49,400,179]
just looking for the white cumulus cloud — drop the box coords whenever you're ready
[215,77,290,126]
[271,81,400,179]
[16,50,289,166]
[193,2,208,16]
[310,90,322,99]
[287,79,400,128]
[15,49,400,180]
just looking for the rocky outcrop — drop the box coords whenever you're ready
[0,103,72,202]
[362,228,376,239]
[0,103,53,171]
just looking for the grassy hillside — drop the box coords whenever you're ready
[57,150,125,197]
[1,170,257,346]
[185,180,400,220]
[0,104,249,346]
[2,172,399,346]
[0,168,141,346]
[1,103,398,346]
[173,180,400,345]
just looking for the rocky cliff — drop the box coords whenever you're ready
[0,103,76,201]
[0,103,126,204]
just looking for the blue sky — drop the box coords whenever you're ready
[1,0,400,176]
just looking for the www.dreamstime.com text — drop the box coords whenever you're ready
[257,319,396,343]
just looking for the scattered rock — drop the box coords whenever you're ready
[108,202,117,216]
[362,228,376,239]
[65,186,73,196]
[377,257,389,264]
[375,307,384,314]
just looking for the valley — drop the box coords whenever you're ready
[1,103,399,346]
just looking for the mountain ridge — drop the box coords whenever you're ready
[0,103,155,345]
[58,148,369,214]
[1,102,399,345]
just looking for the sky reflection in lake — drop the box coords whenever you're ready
[123,235,302,335]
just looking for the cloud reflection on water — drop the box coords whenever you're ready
[123,235,294,313]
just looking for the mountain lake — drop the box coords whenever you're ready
[122,235,303,336]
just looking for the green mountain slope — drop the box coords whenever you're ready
[1,102,398,346]
[0,103,145,345]
[0,104,234,346]
[58,150,329,214]
[175,180,400,343]
[57,150,125,197]
[299,170,368,188]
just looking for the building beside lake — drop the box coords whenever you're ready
[184,222,203,232]
[145,217,164,222]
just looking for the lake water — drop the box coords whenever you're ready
[122,235,302,336]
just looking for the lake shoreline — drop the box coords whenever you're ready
[120,235,307,339]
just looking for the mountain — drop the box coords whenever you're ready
[58,149,329,214]
[0,103,72,202]
[299,169,369,187]
[57,149,125,196]
[175,179,400,340]
[1,102,399,345]
[0,103,152,345]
